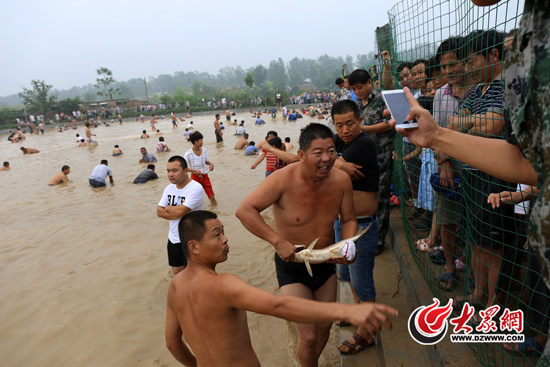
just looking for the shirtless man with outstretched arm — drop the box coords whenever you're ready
[236,123,358,367]
[165,210,397,367]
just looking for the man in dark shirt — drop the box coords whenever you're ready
[331,99,380,355]
[133,164,159,184]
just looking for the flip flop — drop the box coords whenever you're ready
[429,247,446,265]
[439,272,457,291]
[338,332,375,355]
[504,336,545,356]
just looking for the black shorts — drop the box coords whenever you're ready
[167,239,188,267]
[89,178,106,187]
[462,168,517,249]
[275,253,335,291]
[226,115,231,121]
[215,129,223,143]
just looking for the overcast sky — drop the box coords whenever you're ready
[0,0,395,97]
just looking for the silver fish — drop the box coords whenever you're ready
[292,224,371,276]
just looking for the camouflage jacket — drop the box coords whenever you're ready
[504,0,550,328]
[357,89,395,154]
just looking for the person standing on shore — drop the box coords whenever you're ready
[157,156,205,275]
[214,114,223,143]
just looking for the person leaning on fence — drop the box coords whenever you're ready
[447,29,519,318]
[430,36,471,291]
[348,68,395,255]
[388,0,549,355]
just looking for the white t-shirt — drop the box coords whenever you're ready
[235,126,246,135]
[158,180,205,243]
[514,183,532,215]
[184,148,210,174]
[186,124,194,130]
[89,164,113,183]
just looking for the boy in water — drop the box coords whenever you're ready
[184,131,217,206]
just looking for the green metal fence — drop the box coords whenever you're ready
[367,1,546,366]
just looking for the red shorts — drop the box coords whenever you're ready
[191,173,214,198]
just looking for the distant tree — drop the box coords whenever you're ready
[244,72,254,88]
[267,58,287,90]
[18,80,57,115]
[58,96,82,114]
[159,94,172,105]
[355,52,376,69]
[253,65,268,86]
[95,67,120,100]
[82,91,95,103]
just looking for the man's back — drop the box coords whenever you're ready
[168,270,261,367]
[90,164,111,181]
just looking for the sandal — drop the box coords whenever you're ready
[338,332,375,355]
[439,272,457,291]
[504,336,545,356]
[429,247,446,265]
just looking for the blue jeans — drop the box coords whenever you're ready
[335,217,379,301]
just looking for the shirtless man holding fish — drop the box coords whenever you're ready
[166,210,397,367]
[236,123,358,367]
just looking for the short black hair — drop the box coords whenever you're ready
[142,130,147,133]
[168,155,188,169]
[147,164,155,170]
[397,62,413,73]
[285,137,290,142]
[243,133,249,138]
[215,114,220,118]
[189,131,204,144]
[249,141,255,146]
[299,123,335,151]
[178,210,218,257]
[462,29,505,61]
[412,59,428,69]
[437,36,463,62]
[114,144,119,148]
[159,136,164,142]
[268,137,283,149]
[335,77,345,85]
[265,131,278,139]
[101,159,108,165]
[3,162,8,167]
[331,100,360,120]
[425,56,440,80]
[62,165,70,171]
[347,69,372,86]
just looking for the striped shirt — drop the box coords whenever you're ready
[184,148,210,174]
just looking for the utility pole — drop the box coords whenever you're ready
[144,77,149,104]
